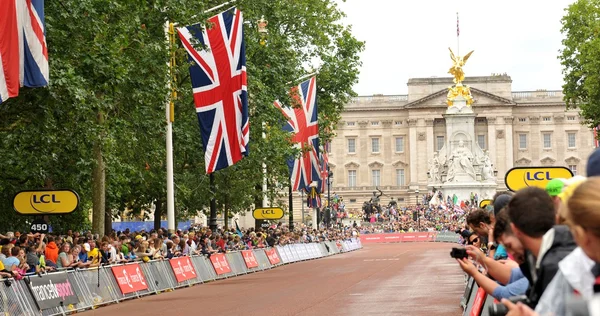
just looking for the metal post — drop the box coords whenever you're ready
[289,184,294,230]
[301,190,305,224]
[209,173,217,230]
[327,165,331,228]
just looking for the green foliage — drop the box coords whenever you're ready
[0,0,363,232]
[560,0,600,128]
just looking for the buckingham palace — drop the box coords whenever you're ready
[311,74,596,212]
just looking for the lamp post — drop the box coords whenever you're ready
[415,189,420,232]
[326,165,333,228]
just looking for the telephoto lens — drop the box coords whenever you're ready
[488,295,529,316]
[488,302,508,316]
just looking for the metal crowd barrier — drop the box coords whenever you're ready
[460,275,499,316]
[0,239,362,316]
[435,231,460,243]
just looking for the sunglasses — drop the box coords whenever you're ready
[469,237,479,244]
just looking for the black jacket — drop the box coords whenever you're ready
[521,225,577,308]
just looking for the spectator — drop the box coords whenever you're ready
[44,236,59,265]
[3,246,20,272]
[457,210,529,300]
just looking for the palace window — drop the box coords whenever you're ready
[568,132,576,148]
[436,136,445,151]
[519,134,527,149]
[477,135,486,150]
[372,170,381,186]
[543,133,552,149]
[348,170,356,187]
[395,137,405,152]
[371,138,380,153]
[347,139,356,153]
[396,169,405,186]
[569,165,577,176]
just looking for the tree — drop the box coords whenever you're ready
[0,0,363,234]
[560,0,600,128]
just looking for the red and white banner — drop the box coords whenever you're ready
[359,232,437,244]
[241,250,259,269]
[209,253,232,275]
[111,263,148,294]
[264,248,281,265]
[470,287,487,316]
[169,256,197,283]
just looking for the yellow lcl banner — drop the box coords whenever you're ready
[13,190,79,215]
[253,207,284,220]
[479,199,492,209]
[504,167,573,192]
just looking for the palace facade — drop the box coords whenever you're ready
[286,74,596,217]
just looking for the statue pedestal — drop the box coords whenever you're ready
[428,95,498,205]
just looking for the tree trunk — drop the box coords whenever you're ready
[154,199,163,231]
[92,111,106,236]
[104,206,112,236]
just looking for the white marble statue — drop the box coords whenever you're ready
[481,150,495,181]
[446,140,476,182]
[428,152,442,183]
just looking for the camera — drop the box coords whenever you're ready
[450,247,468,259]
[489,295,530,316]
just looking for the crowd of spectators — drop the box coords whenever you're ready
[452,149,600,316]
[0,222,358,279]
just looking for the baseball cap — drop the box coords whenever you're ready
[492,194,512,216]
[546,179,566,197]
[587,149,600,177]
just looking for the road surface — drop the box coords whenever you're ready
[83,242,465,316]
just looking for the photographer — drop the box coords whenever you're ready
[456,211,529,300]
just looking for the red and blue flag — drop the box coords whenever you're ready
[273,77,320,192]
[177,8,249,174]
[0,0,49,103]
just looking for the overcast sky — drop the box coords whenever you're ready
[335,0,574,96]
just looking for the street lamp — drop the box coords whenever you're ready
[326,165,333,228]
[415,189,420,232]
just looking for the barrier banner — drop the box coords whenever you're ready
[470,287,487,316]
[111,263,148,294]
[210,253,232,275]
[169,256,197,283]
[264,248,281,265]
[336,242,343,251]
[242,250,259,268]
[359,232,436,244]
[27,272,79,310]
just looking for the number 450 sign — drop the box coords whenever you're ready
[30,219,49,234]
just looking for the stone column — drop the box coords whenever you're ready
[358,120,369,186]
[382,119,394,186]
[408,118,418,186]
[504,116,514,171]
[425,118,435,179]
[487,117,497,170]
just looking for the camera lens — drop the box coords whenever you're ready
[488,303,508,316]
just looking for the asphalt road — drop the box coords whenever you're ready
[82,242,465,316]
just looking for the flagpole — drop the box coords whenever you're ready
[209,173,217,230]
[456,12,460,56]
[289,184,294,230]
[262,122,269,229]
[165,21,176,234]
[286,72,317,86]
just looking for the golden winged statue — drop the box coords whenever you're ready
[448,48,474,84]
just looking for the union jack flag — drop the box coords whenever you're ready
[307,186,321,208]
[594,125,600,148]
[177,8,249,174]
[273,77,320,192]
[0,0,49,103]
